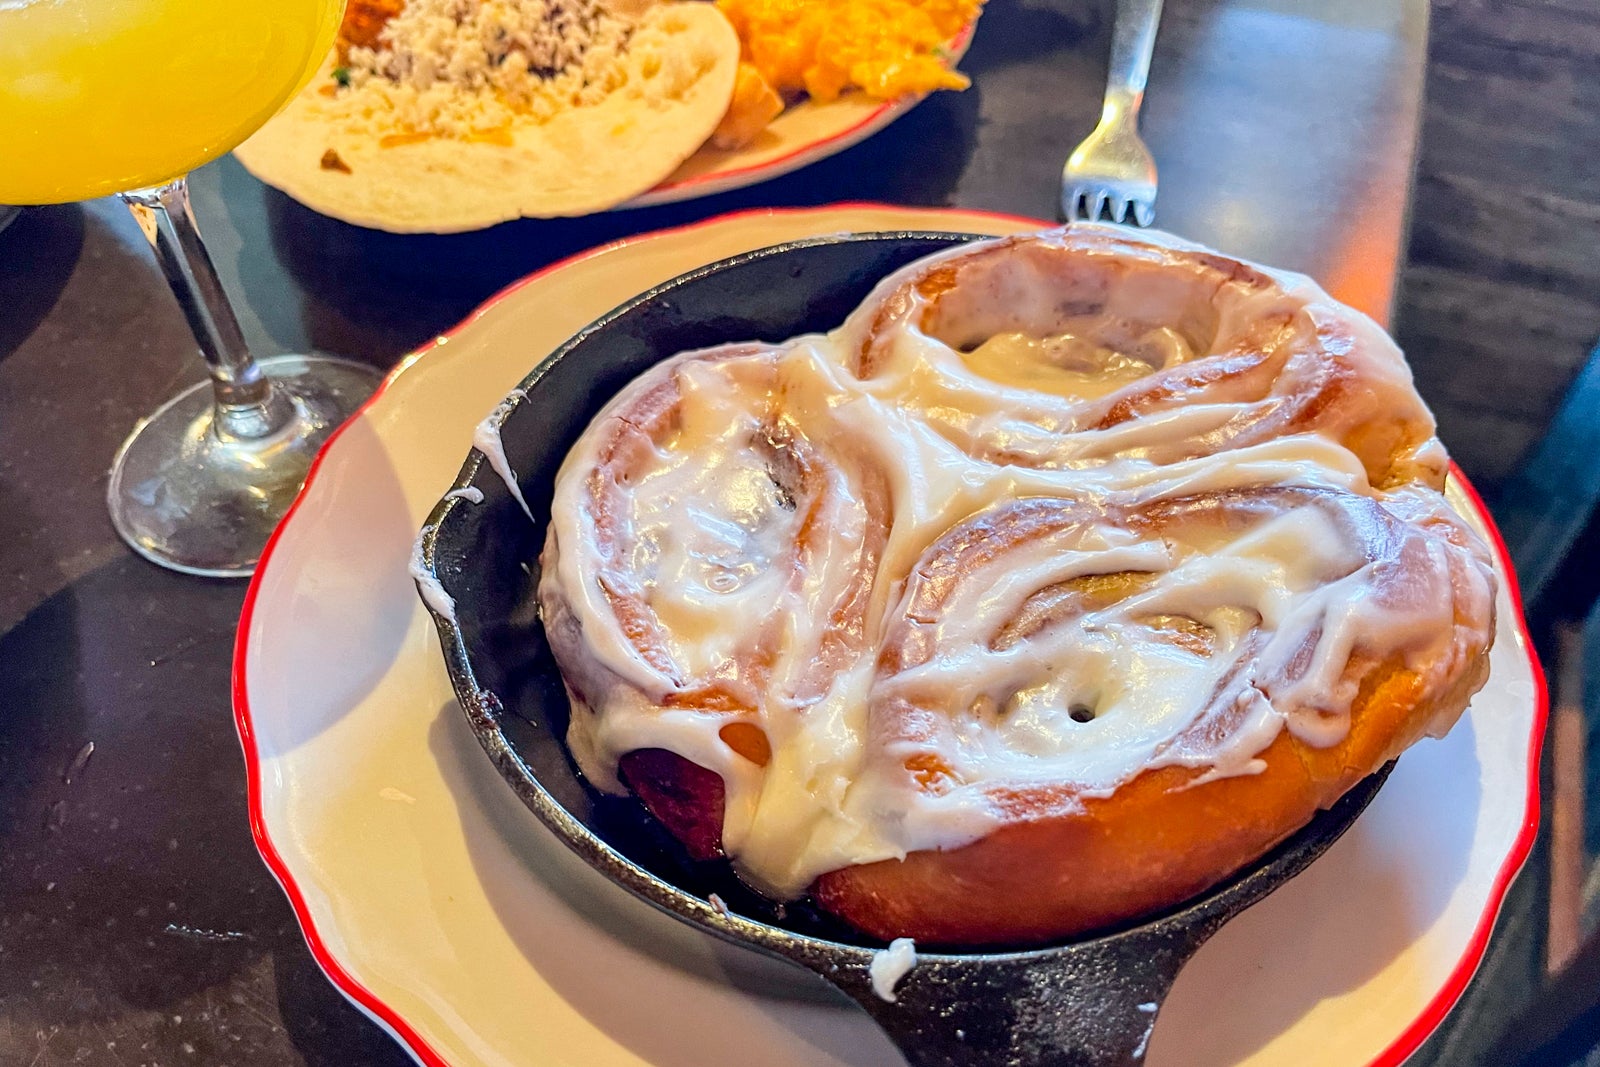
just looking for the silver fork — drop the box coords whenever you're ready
[1060,0,1163,226]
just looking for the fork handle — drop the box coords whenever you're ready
[1104,0,1163,121]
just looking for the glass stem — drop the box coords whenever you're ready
[121,177,294,442]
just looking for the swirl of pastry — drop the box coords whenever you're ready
[810,485,1496,944]
[838,224,1445,490]
[538,341,891,859]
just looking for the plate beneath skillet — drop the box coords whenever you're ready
[235,204,1545,1067]
[416,231,1527,1063]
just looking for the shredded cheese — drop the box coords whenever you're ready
[336,0,638,137]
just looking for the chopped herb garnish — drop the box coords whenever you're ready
[332,66,352,87]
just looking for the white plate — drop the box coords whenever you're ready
[239,22,976,228]
[234,204,1547,1067]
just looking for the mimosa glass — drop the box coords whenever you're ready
[0,0,377,577]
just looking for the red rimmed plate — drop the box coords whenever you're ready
[233,204,1546,1067]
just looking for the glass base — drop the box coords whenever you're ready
[108,354,382,578]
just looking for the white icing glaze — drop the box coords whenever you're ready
[537,225,1498,901]
[473,390,532,519]
[445,486,485,504]
[961,327,1193,401]
[869,938,918,1002]
[1132,1007,1158,1059]
[410,526,457,624]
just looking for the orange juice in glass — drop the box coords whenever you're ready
[0,0,377,577]
[0,0,344,203]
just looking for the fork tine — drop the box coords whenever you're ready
[1060,187,1082,222]
[1060,0,1162,232]
[1066,188,1093,223]
[1064,188,1156,227]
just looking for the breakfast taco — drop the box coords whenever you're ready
[234,0,740,233]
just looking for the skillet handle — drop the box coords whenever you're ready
[811,924,1215,1067]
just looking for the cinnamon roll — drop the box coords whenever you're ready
[812,485,1493,943]
[540,340,891,862]
[535,225,1498,946]
[838,225,1446,490]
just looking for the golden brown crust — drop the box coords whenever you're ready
[618,649,1490,945]
[619,748,728,862]
[811,658,1462,945]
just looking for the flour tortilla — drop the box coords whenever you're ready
[233,3,739,233]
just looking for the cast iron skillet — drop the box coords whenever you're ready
[416,233,1392,1066]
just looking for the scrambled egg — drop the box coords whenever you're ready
[717,0,982,103]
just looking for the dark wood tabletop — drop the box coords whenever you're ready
[2,0,1547,1063]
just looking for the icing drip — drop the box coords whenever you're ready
[473,390,532,519]
[869,938,918,1002]
[410,526,457,624]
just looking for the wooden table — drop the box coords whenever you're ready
[5,1,1535,1063]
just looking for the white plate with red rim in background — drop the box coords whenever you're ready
[236,18,979,227]
[233,203,1547,1067]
